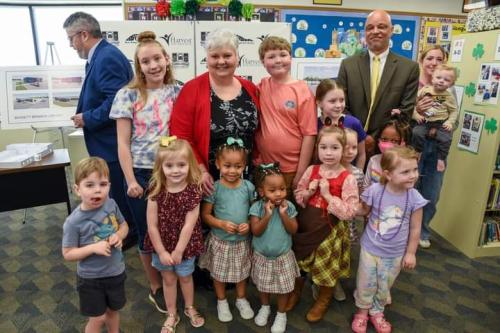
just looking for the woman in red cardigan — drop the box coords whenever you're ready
[170,29,260,195]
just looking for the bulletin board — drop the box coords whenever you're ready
[418,16,466,56]
[281,10,419,60]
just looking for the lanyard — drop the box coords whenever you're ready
[376,185,409,241]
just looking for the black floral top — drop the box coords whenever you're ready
[209,87,258,180]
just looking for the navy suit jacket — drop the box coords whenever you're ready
[77,40,133,162]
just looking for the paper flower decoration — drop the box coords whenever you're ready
[465,82,476,97]
[228,0,243,17]
[485,118,497,134]
[185,0,199,16]
[171,0,186,16]
[155,0,170,18]
[242,3,254,20]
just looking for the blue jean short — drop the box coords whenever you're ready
[151,253,196,277]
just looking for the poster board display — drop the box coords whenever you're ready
[291,57,342,94]
[281,10,419,60]
[194,21,291,83]
[418,16,466,56]
[100,20,195,85]
[0,66,84,129]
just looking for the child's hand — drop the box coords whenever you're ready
[414,113,425,124]
[108,234,123,249]
[308,179,319,192]
[402,253,416,270]
[171,250,183,265]
[221,220,238,234]
[319,179,330,196]
[159,251,174,266]
[264,200,274,216]
[238,223,250,235]
[442,122,453,131]
[93,240,111,256]
[279,200,288,215]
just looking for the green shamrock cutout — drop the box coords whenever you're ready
[472,43,485,60]
[485,118,497,134]
[465,82,476,97]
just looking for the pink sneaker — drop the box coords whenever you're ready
[351,313,368,333]
[369,313,392,333]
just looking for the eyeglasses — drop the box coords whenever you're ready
[67,31,84,43]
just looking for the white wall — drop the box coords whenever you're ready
[234,0,464,16]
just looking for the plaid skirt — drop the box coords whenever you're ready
[199,233,251,283]
[251,249,300,294]
[298,220,350,287]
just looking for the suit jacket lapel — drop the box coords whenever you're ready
[357,52,371,107]
[373,52,397,108]
[77,40,106,114]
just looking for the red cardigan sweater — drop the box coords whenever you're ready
[170,72,260,168]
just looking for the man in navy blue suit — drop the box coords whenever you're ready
[63,13,139,251]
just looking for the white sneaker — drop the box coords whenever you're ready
[334,282,347,301]
[235,298,254,319]
[254,305,271,327]
[271,312,287,333]
[217,299,233,322]
[419,239,431,249]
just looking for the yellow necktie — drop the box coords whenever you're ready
[365,55,380,131]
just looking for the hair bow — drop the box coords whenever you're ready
[160,135,177,147]
[226,137,244,148]
[258,162,280,172]
[324,115,344,128]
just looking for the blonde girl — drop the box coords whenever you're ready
[200,138,255,323]
[250,163,300,333]
[110,30,179,313]
[352,147,427,333]
[144,137,205,333]
[289,126,359,322]
[316,79,367,169]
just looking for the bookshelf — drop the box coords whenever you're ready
[430,30,500,258]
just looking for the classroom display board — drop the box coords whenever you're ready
[194,21,291,83]
[418,16,466,56]
[100,21,196,85]
[0,66,84,129]
[281,10,419,60]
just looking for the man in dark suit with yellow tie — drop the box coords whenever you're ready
[337,9,419,153]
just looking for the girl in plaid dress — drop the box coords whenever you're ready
[249,163,300,333]
[290,126,359,323]
[200,137,255,323]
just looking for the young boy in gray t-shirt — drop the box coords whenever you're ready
[62,157,129,332]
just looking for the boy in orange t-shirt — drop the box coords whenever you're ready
[254,36,317,197]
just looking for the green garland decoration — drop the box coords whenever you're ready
[171,0,186,16]
[241,3,254,20]
[196,0,207,4]
[185,0,199,16]
[228,0,243,17]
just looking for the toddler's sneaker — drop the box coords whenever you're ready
[235,298,254,319]
[217,299,233,322]
[419,239,431,249]
[351,313,368,333]
[254,305,271,327]
[270,312,287,333]
[370,313,392,333]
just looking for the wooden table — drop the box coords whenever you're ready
[0,149,71,215]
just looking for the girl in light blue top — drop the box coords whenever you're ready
[200,137,255,323]
[249,163,300,333]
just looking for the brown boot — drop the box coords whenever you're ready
[306,286,334,322]
[284,277,305,311]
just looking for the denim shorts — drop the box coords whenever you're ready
[151,253,196,277]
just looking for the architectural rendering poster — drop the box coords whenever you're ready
[100,20,195,85]
[195,21,291,84]
[0,66,84,129]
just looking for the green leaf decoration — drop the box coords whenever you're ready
[171,0,186,16]
[185,0,199,16]
[472,43,485,60]
[485,118,498,134]
[242,3,254,20]
[228,0,242,17]
[196,0,206,4]
[465,82,476,97]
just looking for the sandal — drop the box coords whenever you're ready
[161,313,180,333]
[369,313,392,333]
[184,305,205,328]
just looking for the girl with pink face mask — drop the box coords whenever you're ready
[362,115,411,190]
